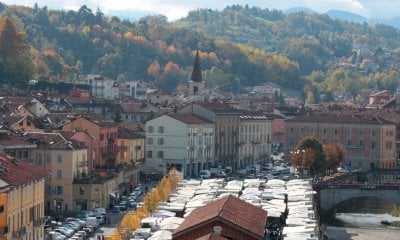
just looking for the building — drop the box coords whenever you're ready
[253,82,281,97]
[0,179,10,240]
[179,102,240,171]
[0,130,37,162]
[145,114,214,177]
[23,132,88,215]
[173,195,268,240]
[0,153,46,240]
[72,173,119,215]
[285,113,397,169]
[147,89,172,106]
[239,112,272,167]
[62,116,118,168]
[113,102,157,124]
[188,50,205,98]
[116,127,145,189]
[77,75,119,100]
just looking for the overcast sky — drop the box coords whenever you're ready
[2,0,400,21]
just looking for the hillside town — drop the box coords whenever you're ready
[0,49,400,240]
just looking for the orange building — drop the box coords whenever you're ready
[0,180,10,240]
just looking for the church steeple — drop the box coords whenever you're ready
[191,49,203,83]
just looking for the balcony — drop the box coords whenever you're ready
[0,225,8,235]
[12,226,26,238]
[78,160,88,167]
[347,144,364,149]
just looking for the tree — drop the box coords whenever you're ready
[0,17,33,85]
[323,144,345,170]
[290,136,326,176]
[112,110,123,123]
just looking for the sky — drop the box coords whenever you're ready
[2,0,400,21]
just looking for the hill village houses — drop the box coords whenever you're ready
[0,50,400,238]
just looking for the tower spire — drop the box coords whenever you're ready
[191,49,203,83]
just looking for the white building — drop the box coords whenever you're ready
[77,75,119,100]
[253,82,281,97]
[144,114,215,177]
[239,113,272,167]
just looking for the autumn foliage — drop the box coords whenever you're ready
[107,169,181,240]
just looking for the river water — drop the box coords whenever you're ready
[324,197,400,240]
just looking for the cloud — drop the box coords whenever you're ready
[1,0,399,20]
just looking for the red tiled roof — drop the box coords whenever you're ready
[168,114,213,124]
[174,195,267,239]
[0,152,46,186]
[198,102,238,112]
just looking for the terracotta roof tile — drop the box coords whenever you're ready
[174,195,267,239]
[0,152,46,186]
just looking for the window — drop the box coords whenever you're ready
[147,151,153,158]
[46,153,51,163]
[27,121,31,126]
[57,170,62,179]
[334,129,338,135]
[147,138,153,145]
[148,126,154,133]
[290,127,293,133]
[100,134,104,141]
[158,138,164,145]
[386,141,393,149]
[359,140,363,146]
[158,126,164,133]
[323,129,326,134]
[0,205,4,213]
[372,130,375,136]
[347,140,351,145]
[57,154,62,163]
[371,141,375,149]
[56,186,63,195]
[46,185,51,194]
[301,128,304,133]
[157,151,164,158]
[94,188,99,196]
[79,187,84,195]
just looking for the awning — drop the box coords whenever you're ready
[109,192,116,198]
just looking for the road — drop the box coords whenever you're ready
[88,182,155,239]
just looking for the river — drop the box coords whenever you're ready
[324,197,400,240]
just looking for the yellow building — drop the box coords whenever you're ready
[116,127,145,166]
[72,174,118,214]
[0,180,10,240]
[23,132,88,215]
[0,152,46,240]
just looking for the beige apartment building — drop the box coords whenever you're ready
[239,112,272,167]
[0,153,46,240]
[286,113,397,169]
[23,132,88,215]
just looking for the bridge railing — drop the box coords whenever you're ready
[313,182,400,190]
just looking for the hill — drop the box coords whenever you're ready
[2,3,400,101]
[325,10,369,24]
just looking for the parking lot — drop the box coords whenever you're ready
[45,183,154,240]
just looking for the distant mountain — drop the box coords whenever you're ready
[284,7,317,15]
[384,15,400,28]
[325,10,369,24]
